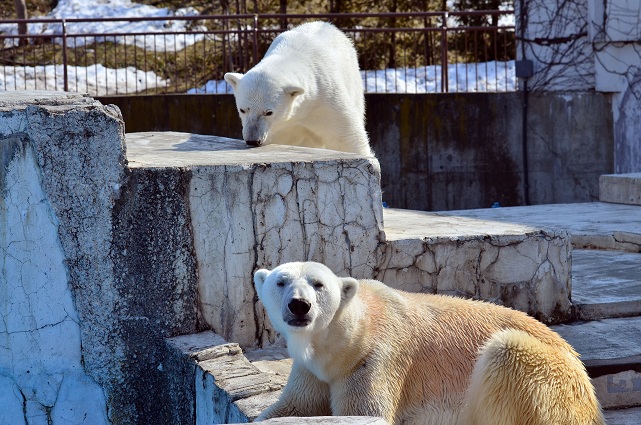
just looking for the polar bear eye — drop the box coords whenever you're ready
[312,281,324,290]
[276,280,285,288]
[264,111,273,116]
[239,108,246,114]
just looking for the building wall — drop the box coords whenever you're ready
[517,0,641,173]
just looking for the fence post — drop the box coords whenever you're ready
[253,14,259,65]
[61,19,68,92]
[440,12,448,93]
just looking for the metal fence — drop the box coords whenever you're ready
[0,12,515,96]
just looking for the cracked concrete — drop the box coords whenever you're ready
[1,97,110,425]
[379,208,572,323]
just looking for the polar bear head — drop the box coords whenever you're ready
[254,262,359,336]
[224,71,304,147]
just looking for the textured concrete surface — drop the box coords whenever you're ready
[379,208,573,323]
[553,317,641,368]
[600,173,641,206]
[126,131,371,167]
[604,407,641,425]
[167,331,287,424]
[445,202,641,252]
[572,250,641,320]
[1,91,123,425]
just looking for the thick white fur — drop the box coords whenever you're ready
[254,262,604,425]
[224,22,372,157]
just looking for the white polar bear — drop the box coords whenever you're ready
[224,22,373,157]
[253,262,604,425]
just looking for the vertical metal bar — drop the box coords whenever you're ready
[253,14,259,65]
[61,19,68,91]
[440,12,448,93]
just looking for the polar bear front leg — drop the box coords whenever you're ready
[255,362,331,421]
[330,372,397,423]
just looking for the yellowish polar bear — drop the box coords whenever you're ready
[253,262,604,425]
[224,22,373,157]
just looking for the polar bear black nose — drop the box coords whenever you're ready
[246,140,261,147]
[288,298,311,316]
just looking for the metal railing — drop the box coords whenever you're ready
[0,12,515,95]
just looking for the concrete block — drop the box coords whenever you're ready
[168,331,288,424]
[1,91,119,425]
[604,407,641,425]
[444,202,641,252]
[572,250,641,320]
[379,208,573,323]
[600,173,641,206]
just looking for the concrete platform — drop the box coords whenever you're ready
[572,250,641,320]
[552,316,641,409]
[604,407,641,425]
[379,208,573,323]
[126,131,369,167]
[600,173,641,206]
[444,202,641,252]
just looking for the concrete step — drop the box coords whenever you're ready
[600,173,641,206]
[604,407,641,425]
[380,208,573,323]
[572,249,641,320]
[442,202,641,252]
[552,316,641,410]
[166,331,288,424]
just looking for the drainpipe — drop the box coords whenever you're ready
[515,0,533,205]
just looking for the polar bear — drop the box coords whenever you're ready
[253,262,604,425]
[224,22,373,157]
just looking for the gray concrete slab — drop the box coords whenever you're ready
[443,202,641,251]
[572,250,641,320]
[125,131,369,168]
[552,316,641,367]
[383,208,550,239]
[604,407,641,425]
[600,173,641,206]
[0,90,91,108]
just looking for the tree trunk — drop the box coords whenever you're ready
[14,0,28,46]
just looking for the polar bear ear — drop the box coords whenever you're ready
[340,277,359,303]
[254,268,271,293]
[284,86,305,98]
[224,72,243,90]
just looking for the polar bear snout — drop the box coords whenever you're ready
[288,298,311,315]
[286,298,312,327]
[283,298,312,328]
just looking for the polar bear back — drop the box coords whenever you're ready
[260,21,364,115]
